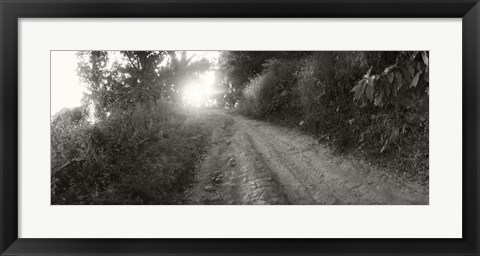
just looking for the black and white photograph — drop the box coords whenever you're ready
[51,51,429,205]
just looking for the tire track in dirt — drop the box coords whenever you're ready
[186,110,287,204]
[187,109,428,205]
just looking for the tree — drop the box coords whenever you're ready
[77,51,111,120]
[161,51,211,103]
[217,51,309,106]
[77,51,213,119]
[218,52,274,90]
[117,51,168,107]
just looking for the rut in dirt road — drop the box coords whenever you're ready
[187,109,428,205]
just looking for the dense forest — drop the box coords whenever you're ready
[220,51,429,179]
[51,51,429,205]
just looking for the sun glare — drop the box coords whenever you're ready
[183,71,218,108]
[52,51,221,115]
[184,83,206,107]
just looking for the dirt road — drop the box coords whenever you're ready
[186,109,428,205]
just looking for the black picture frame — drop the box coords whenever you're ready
[1,0,479,255]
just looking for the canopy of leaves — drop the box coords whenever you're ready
[53,50,214,204]
[217,51,310,106]
[77,51,212,121]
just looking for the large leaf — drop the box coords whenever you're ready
[364,67,373,78]
[383,80,391,97]
[351,79,367,100]
[394,71,403,90]
[386,72,394,83]
[424,69,429,82]
[374,90,384,106]
[410,70,423,88]
[382,64,396,75]
[421,51,429,67]
[401,68,412,86]
[407,63,415,78]
[409,51,419,61]
[391,78,398,97]
[366,82,374,101]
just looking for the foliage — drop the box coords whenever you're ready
[52,51,213,204]
[162,51,211,103]
[77,51,112,120]
[218,51,283,106]
[77,51,212,119]
[351,51,429,107]
[235,51,429,179]
[241,58,302,118]
[51,102,208,204]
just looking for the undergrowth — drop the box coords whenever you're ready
[51,102,209,205]
[237,52,429,182]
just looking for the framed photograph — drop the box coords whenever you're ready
[1,0,478,255]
